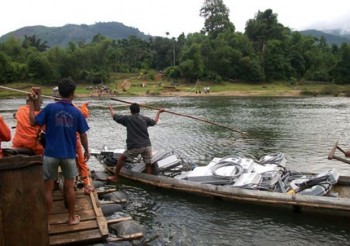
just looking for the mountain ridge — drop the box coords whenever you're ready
[1,22,350,48]
[299,29,350,46]
[0,22,150,48]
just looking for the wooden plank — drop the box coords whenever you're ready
[328,141,338,159]
[48,172,109,245]
[50,229,102,245]
[99,199,127,204]
[107,216,132,224]
[89,179,109,238]
[51,196,92,214]
[50,220,98,235]
[107,232,144,242]
[96,188,117,195]
[49,209,96,225]
[332,155,350,165]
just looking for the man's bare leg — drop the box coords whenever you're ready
[64,178,80,225]
[145,165,152,174]
[107,155,126,183]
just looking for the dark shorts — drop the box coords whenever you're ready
[125,146,152,166]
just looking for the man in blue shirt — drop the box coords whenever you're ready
[29,78,90,226]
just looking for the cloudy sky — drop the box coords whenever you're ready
[1,0,349,37]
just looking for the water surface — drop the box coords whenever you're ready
[1,96,350,245]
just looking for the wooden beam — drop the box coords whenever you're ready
[328,141,338,160]
[107,216,132,224]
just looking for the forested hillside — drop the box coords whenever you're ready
[300,29,350,46]
[1,0,350,85]
[0,22,149,48]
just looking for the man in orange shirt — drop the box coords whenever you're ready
[0,115,11,158]
[76,102,94,195]
[12,100,44,155]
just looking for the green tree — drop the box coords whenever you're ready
[27,53,59,83]
[23,35,49,52]
[239,56,265,82]
[179,42,204,81]
[245,9,286,55]
[330,43,350,84]
[200,0,235,39]
[263,39,292,81]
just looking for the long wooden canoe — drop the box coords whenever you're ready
[94,153,350,217]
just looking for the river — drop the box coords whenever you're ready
[1,96,350,245]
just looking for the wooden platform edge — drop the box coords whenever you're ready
[89,176,109,238]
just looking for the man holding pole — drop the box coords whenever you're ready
[107,103,164,183]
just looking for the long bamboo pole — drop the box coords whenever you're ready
[0,85,56,99]
[110,97,247,135]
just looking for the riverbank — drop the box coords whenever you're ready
[0,80,348,98]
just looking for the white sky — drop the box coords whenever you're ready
[1,0,350,37]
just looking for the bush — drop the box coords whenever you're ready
[320,84,339,96]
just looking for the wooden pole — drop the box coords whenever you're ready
[32,87,41,111]
[0,85,56,99]
[110,97,247,135]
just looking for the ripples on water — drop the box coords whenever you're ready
[2,96,350,245]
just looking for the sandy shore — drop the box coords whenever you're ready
[80,89,302,98]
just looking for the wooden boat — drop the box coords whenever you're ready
[92,148,350,217]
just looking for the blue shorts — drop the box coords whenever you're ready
[43,156,78,180]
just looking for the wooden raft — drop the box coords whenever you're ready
[49,178,109,245]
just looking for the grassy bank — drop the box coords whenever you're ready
[1,79,350,98]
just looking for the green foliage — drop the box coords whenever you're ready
[200,0,235,38]
[320,84,339,96]
[23,35,49,51]
[0,5,350,86]
[179,43,204,81]
[165,66,182,79]
[330,43,350,84]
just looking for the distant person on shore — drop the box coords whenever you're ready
[0,115,11,158]
[12,98,44,155]
[107,103,164,183]
[29,78,90,226]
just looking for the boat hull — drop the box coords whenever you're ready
[101,161,350,216]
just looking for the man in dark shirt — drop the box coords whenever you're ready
[107,103,164,183]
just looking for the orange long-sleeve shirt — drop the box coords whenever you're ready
[12,105,44,155]
[76,102,89,185]
[0,115,12,158]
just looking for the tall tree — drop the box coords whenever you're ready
[330,43,350,84]
[200,0,235,39]
[23,35,49,52]
[245,9,286,55]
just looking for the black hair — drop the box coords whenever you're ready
[130,103,140,114]
[58,78,76,98]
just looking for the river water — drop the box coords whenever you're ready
[1,96,350,245]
